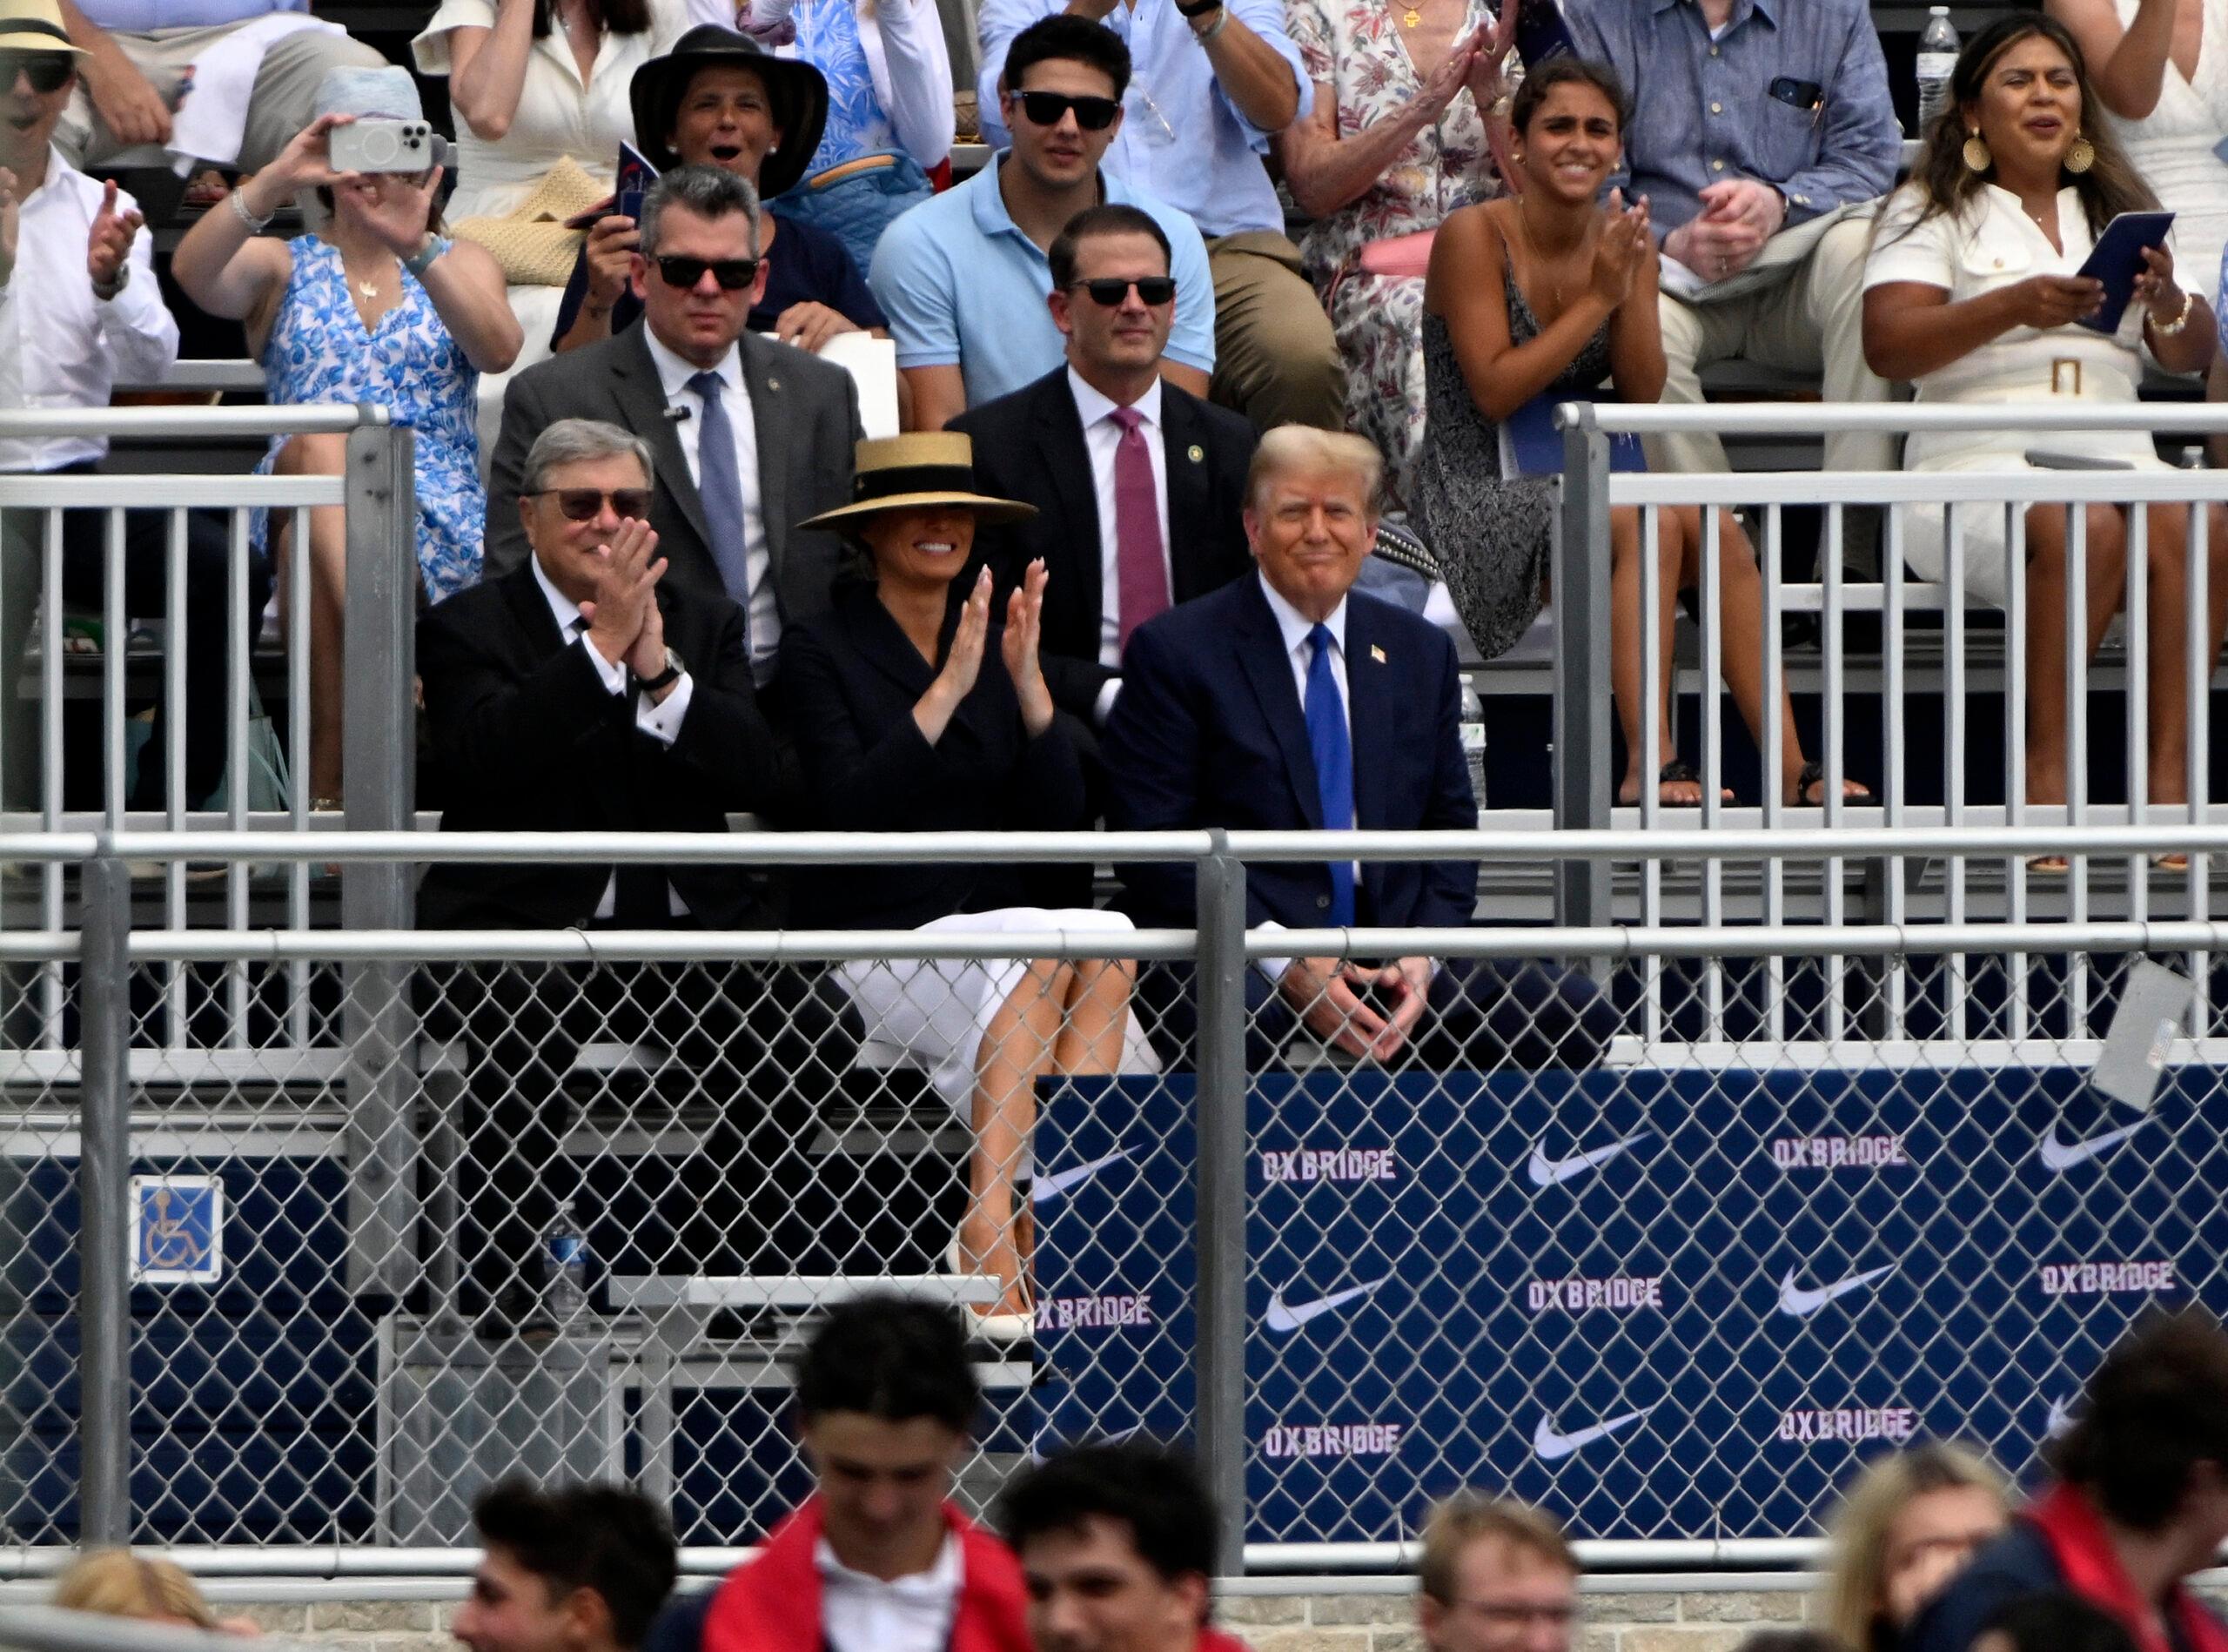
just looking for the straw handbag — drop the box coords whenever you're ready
[452,155,609,286]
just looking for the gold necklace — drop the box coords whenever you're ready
[1400,4,1420,25]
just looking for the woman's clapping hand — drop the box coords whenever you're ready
[1003,559,1055,736]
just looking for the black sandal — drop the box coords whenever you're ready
[1792,760,1877,807]
[1622,759,1712,807]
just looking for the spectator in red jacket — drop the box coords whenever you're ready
[661,1293,1030,1652]
[998,1442,1252,1652]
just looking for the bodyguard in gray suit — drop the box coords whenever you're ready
[487,166,863,695]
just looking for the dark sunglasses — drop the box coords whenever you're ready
[1017,90,1121,131]
[653,254,760,291]
[1069,276,1177,307]
[0,54,74,94]
[535,487,653,521]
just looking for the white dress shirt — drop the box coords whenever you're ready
[532,554,695,919]
[642,327,780,682]
[815,1531,962,1652]
[0,149,178,473]
[1070,366,1171,674]
[1253,570,1353,984]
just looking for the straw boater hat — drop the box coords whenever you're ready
[629,25,829,199]
[797,433,1038,533]
[0,0,88,56]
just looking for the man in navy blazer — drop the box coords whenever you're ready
[1103,426,1613,1071]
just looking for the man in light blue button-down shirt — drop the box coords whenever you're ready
[976,0,1344,431]
[1567,0,1902,478]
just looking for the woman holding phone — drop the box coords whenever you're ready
[1862,13,2223,825]
[1421,58,1851,809]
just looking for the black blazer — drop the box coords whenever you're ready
[485,323,864,624]
[778,580,1090,930]
[416,562,784,930]
[1103,574,1479,932]
[949,368,1257,720]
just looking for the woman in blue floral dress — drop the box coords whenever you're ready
[173,69,522,804]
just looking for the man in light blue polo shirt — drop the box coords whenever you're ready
[977,0,1341,432]
[868,13,1214,433]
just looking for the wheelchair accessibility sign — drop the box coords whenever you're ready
[129,1175,224,1285]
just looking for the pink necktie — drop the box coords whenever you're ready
[1109,406,1170,649]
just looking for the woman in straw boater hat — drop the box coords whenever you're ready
[781,432,1156,1340]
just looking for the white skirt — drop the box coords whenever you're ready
[836,908,1158,1124]
[1900,436,2174,608]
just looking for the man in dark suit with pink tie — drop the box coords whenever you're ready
[950,205,1257,734]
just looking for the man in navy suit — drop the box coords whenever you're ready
[1103,426,1613,1071]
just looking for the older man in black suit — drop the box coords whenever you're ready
[950,204,1256,732]
[487,165,862,712]
[424,417,814,1337]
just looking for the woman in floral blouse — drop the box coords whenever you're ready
[1277,0,1513,517]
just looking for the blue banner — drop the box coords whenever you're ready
[1030,1065,2223,1541]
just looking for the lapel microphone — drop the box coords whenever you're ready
[664,405,693,423]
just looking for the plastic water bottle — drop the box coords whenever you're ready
[1458,681,1488,818]
[544,1203,588,1320]
[1916,8,1959,137]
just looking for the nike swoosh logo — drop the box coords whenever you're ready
[2045,1396,2075,1440]
[1777,1264,1896,1318]
[1027,1420,1143,1467]
[1032,1148,1131,1203]
[1533,1405,1655,1461]
[1264,1278,1390,1334]
[2037,1120,2149,1172]
[1527,1131,1651,1188]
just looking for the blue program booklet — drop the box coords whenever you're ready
[2073,210,2175,334]
[1513,0,1576,65]
[1498,393,1648,478]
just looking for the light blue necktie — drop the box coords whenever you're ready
[1304,621,1355,927]
[687,371,756,641]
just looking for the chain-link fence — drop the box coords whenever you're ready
[3,828,2221,1568]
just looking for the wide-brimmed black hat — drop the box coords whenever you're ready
[629,24,829,199]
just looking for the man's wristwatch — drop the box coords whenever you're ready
[634,647,684,693]
[91,263,130,302]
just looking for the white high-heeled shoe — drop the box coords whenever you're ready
[947,1232,1035,1346]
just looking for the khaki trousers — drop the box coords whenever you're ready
[1206,230,1346,432]
[1649,214,1895,476]
[53,19,386,172]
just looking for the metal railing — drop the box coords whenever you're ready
[3,824,2221,1568]
[1554,400,2228,1047]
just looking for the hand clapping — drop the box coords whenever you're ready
[1587,189,1650,305]
[578,516,667,670]
[1003,559,1054,735]
[0,168,18,288]
[86,178,144,294]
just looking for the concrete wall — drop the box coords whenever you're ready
[198,1579,1823,1652]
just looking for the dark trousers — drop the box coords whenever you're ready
[427,952,836,1307]
[3,468,274,808]
[1143,953,1618,1073]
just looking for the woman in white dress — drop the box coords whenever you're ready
[2049,0,2228,430]
[413,0,692,453]
[778,433,1149,1339]
[1863,14,2224,828]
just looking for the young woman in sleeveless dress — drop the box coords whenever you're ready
[1419,57,1863,809]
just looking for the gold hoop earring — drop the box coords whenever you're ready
[2064,133,2096,173]
[1961,131,1992,172]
